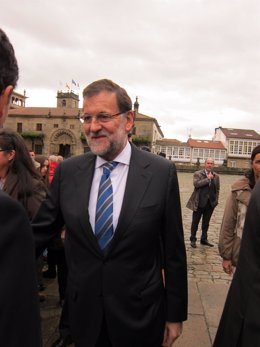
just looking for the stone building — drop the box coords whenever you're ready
[6,91,85,157]
[132,97,164,151]
[6,91,164,157]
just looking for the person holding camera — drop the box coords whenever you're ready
[187,158,220,248]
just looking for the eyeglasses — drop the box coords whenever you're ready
[79,112,126,124]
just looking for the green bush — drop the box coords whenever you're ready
[21,131,44,139]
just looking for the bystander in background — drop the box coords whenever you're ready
[218,145,260,274]
[187,158,220,248]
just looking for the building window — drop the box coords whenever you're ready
[54,124,59,128]
[36,123,42,131]
[179,148,184,158]
[70,124,75,129]
[230,160,237,168]
[62,99,66,107]
[166,146,172,156]
[220,150,226,159]
[229,140,260,156]
[35,144,43,154]
[17,122,22,133]
[161,146,166,155]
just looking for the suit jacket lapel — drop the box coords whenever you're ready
[73,153,102,255]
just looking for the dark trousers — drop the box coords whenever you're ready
[48,247,68,300]
[95,319,163,347]
[95,318,113,347]
[190,201,214,242]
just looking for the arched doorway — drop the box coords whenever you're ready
[50,129,77,158]
[59,144,70,157]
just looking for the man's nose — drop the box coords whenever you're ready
[88,118,102,131]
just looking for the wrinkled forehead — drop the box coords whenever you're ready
[83,91,118,109]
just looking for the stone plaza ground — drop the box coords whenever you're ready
[40,172,239,346]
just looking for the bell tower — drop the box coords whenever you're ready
[56,90,80,108]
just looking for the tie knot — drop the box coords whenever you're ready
[103,161,118,175]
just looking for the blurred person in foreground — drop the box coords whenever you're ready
[35,155,68,307]
[0,28,42,346]
[34,154,50,295]
[0,129,47,303]
[187,158,220,248]
[213,179,260,346]
[33,78,187,347]
[219,145,260,275]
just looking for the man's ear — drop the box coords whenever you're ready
[0,85,13,127]
[125,110,134,132]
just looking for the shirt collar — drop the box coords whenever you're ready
[95,141,132,169]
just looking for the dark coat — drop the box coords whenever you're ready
[186,169,220,211]
[33,145,188,347]
[3,171,46,220]
[0,190,42,346]
[213,179,260,347]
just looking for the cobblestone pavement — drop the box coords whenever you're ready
[41,172,239,346]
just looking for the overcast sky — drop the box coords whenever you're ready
[1,0,259,141]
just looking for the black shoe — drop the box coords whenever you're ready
[200,240,214,247]
[43,270,56,279]
[51,337,72,347]
[190,241,197,248]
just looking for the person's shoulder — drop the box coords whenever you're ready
[64,152,93,162]
[0,190,28,217]
[0,191,33,248]
[194,169,203,175]
[60,153,95,168]
[0,190,18,206]
[231,176,250,192]
[133,147,174,168]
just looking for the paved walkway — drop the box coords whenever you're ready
[40,172,237,346]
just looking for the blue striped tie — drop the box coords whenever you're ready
[95,161,118,250]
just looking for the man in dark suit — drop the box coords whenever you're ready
[0,28,42,346]
[213,179,260,347]
[187,158,220,248]
[33,79,187,347]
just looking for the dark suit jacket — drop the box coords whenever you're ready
[186,169,220,211]
[213,180,260,347]
[0,191,42,347]
[33,145,187,347]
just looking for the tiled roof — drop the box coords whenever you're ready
[218,127,260,140]
[156,138,187,146]
[8,107,81,117]
[188,138,225,149]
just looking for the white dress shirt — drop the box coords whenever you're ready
[88,141,132,233]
